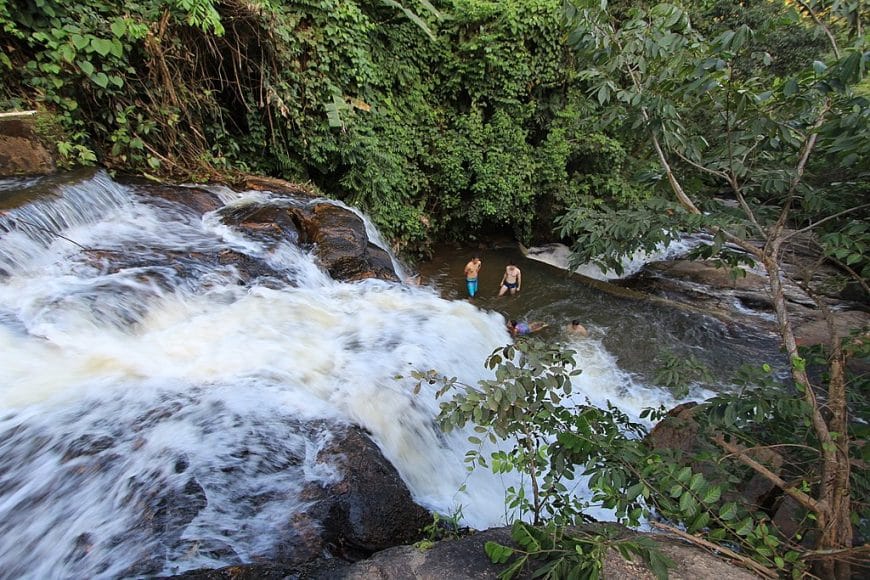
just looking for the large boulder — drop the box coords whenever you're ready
[168,525,762,580]
[323,525,761,580]
[301,203,398,282]
[0,115,55,177]
[166,424,430,579]
[300,425,431,561]
[99,179,400,284]
[216,198,398,283]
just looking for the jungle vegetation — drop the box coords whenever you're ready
[2,0,867,578]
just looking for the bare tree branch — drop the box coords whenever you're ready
[649,521,778,578]
[714,434,821,514]
[794,0,841,59]
[784,203,870,240]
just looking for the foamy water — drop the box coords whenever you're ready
[0,171,700,578]
[524,239,705,280]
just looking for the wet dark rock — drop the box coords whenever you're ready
[62,434,116,461]
[301,424,430,561]
[160,423,430,579]
[216,198,398,283]
[219,204,302,248]
[133,182,224,215]
[645,402,700,456]
[631,258,868,345]
[770,495,807,541]
[303,203,398,282]
[152,477,209,535]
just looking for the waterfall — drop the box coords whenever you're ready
[0,171,696,578]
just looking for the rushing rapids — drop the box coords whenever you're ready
[0,171,756,578]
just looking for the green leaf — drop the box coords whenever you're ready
[679,491,697,516]
[110,19,127,38]
[78,60,95,76]
[380,0,436,41]
[597,84,610,105]
[58,44,75,63]
[92,72,109,88]
[688,511,710,533]
[734,517,755,536]
[676,466,692,483]
[511,522,541,551]
[484,541,514,564]
[625,483,644,501]
[702,486,721,504]
[71,34,89,50]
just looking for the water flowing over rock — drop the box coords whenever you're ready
[68,177,400,286]
[300,425,430,559]
[1,170,816,578]
[167,424,429,578]
[628,257,868,345]
[135,177,399,284]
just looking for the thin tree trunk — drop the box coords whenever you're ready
[762,246,852,579]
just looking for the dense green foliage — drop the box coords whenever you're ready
[553,1,867,577]
[557,0,868,279]
[0,0,637,257]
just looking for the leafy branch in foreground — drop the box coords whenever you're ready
[415,340,678,579]
[485,520,672,580]
[415,336,870,578]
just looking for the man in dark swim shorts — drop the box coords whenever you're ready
[498,261,521,296]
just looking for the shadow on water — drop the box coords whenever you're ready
[415,242,786,387]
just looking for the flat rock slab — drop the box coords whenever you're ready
[326,526,761,580]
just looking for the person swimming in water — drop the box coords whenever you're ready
[566,319,589,337]
[508,319,548,337]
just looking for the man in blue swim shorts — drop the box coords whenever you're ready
[464,255,482,297]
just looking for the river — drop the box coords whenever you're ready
[0,170,781,578]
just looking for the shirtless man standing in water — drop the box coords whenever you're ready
[498,261,522,296]
[464,255,482,297]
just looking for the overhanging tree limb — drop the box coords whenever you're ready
[713,435,821,514]
[783,203,870,241]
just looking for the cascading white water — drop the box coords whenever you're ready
[0,171,693,578]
